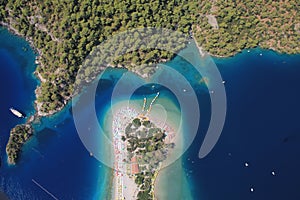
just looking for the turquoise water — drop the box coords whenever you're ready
[1,25,300,200]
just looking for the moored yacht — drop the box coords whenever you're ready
[9,107,25,118]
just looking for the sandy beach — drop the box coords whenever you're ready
[102,95,188,200]
[103,100,143,199]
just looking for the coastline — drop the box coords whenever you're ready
[0,25,39,165]
[0,23,67,163]
[3,0,295,198]
[103,100,140,199]
[2,21,300,199]
[0,23,64,118]
[102,95,185,199]
[0,22,42,58]
[148,98,192,199]
[0,21,294,120]
[191,28,299,59]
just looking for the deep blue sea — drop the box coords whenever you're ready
[0,27,107,200]
[184,49,300,200]
[1,26,300,200]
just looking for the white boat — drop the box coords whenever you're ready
[10,107,24,118]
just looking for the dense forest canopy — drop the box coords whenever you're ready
[0,0,299,114]
[194,0,300,56]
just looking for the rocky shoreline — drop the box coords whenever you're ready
[0,21,55,117]
[6,124,33,165]
[0,22,59,165]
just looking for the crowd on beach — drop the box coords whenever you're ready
[110,103,177,199]
[111,106,139,200]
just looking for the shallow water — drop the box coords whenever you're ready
[1,26,300,200]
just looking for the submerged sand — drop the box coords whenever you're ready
[102,95,192,199]
[150,98,193,200]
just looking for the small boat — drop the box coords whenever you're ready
[10,107,25,118]
[271,171,276,176]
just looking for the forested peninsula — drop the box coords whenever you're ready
[0,0,299,164]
